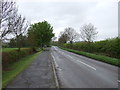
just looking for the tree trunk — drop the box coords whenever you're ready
[70,41,73,44]
[18,47,21,52]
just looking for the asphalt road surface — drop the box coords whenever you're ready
[51,46,118,88]
[7,48,56,88]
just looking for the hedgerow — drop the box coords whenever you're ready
[2,48,38,69]
[62,37,120,59]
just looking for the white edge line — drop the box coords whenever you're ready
[51,53,59,68]
[77,60,96,70]
[51,53,60,88]
[117,80,120,83]
[59,48,96,71]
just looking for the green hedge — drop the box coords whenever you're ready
[2,52,41,88]
[60,47,119,67]
[2,48,37,69]
[63,38,120,59]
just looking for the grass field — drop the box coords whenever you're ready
[2,51,41,88]
[2,48,18,52]
[1,48,31,52]
[60,47,119,67]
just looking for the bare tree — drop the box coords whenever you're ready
[64,27,79,43]
[0,0,17,40]
[80,23,98,42]
[10,14,28,36]
[9,14,28,51]
[58,31,69,44]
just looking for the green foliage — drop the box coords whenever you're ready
[60,47,119,66]
[28,21,54,47]
[62,38,120,59]
[8,39,16,48]
[2,48,38,68]
[8,35,29,48]
[58,33,68,44]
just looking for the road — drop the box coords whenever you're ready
[51,46,118,88]
[7,48,56,88]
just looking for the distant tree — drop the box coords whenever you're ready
[80,23,98,42]
[0,0,17,40]
[28,21,54,49]
[58,27,79,44]
[52,37,57,41]
[64,27,79,43]
[58,31,69,44]
[51,37,57,45]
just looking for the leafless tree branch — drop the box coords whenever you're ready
[80,23,98,42]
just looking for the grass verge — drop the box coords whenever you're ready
[60,47,119,67]
[2,51,41,88]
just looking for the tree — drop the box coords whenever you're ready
[52,37,57,41]
[64,27,79,43]
[28,25,38,48]
[0,0,29,51]
[28,21,54,48]
[80,23,98,42]
[9,14,28,51]
[0,0,17,40]
[9,35,29,48]
[9,38,16,48]
[58,31,69,44]
[58,27,79,44]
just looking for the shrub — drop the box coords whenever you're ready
[2,48,37,69]
[61,37,120,59]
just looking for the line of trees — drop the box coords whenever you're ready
[57,23,120,59]
[58,23,98,44]
[1,0,54,51]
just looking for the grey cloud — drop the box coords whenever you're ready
[17,0,118,40]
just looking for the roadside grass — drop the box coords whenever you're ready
[2,48,18,52]
[2,51,41,88]
[60,47,119,67]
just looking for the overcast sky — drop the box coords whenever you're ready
[17,0,119,41]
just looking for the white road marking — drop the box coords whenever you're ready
[117,80,120,83]
[57,47,96,71]
[51,52,59,88]
[62,49,80,57]
[53,46,58,51]
[58,68,62,71]
[77,60,96,70]
[51,53,59,68]
[68,57,96,70]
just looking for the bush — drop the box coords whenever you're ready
[61,37,120,59]
[61,47,119,66]
[2,48,37,69]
